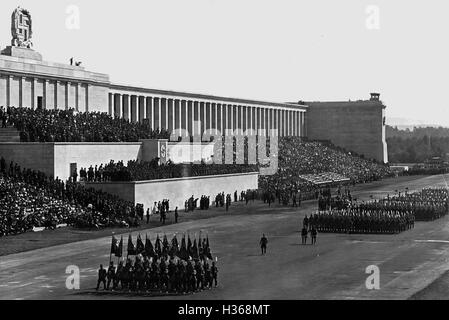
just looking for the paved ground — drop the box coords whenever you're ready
[2,174,449,300]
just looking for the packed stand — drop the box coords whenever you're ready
[4,106,170,142]
[0,158,140,236]
[80,159,259,182]
[259,137,393,204]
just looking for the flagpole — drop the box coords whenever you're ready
[109,236,113,265]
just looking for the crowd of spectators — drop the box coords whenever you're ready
[4,106,170,142]
[82,159,259,182]
[259,137,393,203]
[0,158,140,237]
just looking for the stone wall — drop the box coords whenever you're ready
[0,143,54,176]
[306,100,388,163]
[86,172,259,211]
[53,143,142,180]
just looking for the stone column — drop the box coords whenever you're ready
[181,100,187,136]
[146,97,153,128]
[156,97,161,129]
[114,94,122,118]
[122,94,130,120]
[200,102,206,136]
[188,100,193,137]
[19,76,25,108]
[7,76,13,107]
[193,101,200,139]
[130,95,137,123]
[65,81,70,110]
[231,104,236,132]
[31,78,37,109]
[217,103,222,135]
[212,102,217,135]
[138,96,145,122]
[108,93,113,116]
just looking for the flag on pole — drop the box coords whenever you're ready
[145,234,155,258]
[136,234,145,255]
[170,235,179,257]
[206,235,212,259]
[198,234,204,259]
[115,236,123,257]
[192,239,199,260]
[127,234,136,256]
[155,234,162,257]
[187,235,193,257]
[179,235,188,260]
[162,234,170,255]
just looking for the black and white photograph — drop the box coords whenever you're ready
[0,0,448,310]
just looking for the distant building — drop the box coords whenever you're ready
[298,93,388,163]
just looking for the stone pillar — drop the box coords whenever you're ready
[130,95,137,123]
[212,102,217,135]
[55,81,61,110]
[290,110,293,136]
[19,76,25,107]
[65,81,70,110]
[217,103,223,135]
[167,98,173,132]
[188,100,193,137]
[146,97,153,128]
[75,83,80,111]
[122,94,130,120]
[114,94,122,118]
[279,109,285,137]
[200,102,206,136]
[108,93,113,116]
[7,76,13,107]
[153,97,160,129]
[85,84,90,112]
[205,102,210,131]
[230,104,234,132]
[159,98,166,129]
[181,100,187,136]
[193,101,200,139]
[32,78,37,109]
[174,99,180,133]
[138,96,145,122]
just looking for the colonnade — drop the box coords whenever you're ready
[108,92,306,137]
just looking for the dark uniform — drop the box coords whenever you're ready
[301,227,308,245]
[96,264,107,290]
[310,227,317,245]
[106,262,116,290]
[260,234,268,255]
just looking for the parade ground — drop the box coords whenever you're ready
[2,174,449,300]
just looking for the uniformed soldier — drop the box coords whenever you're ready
[301,226,308,245]
[211,261,218,287]
[106,261,116,290]
[259,234,268,255]
[310,226,317,245]
[96,264,107,290]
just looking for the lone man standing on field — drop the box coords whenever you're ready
[260,234,268,255]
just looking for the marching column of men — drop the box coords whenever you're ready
[98,233,218,294]
[305,187,448,234]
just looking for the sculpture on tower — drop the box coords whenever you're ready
[10,6,33,48]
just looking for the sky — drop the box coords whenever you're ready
[1,0,448,126]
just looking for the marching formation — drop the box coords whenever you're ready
[305,187,448,234]
[362,188,449,221]
[97,233,218,295]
